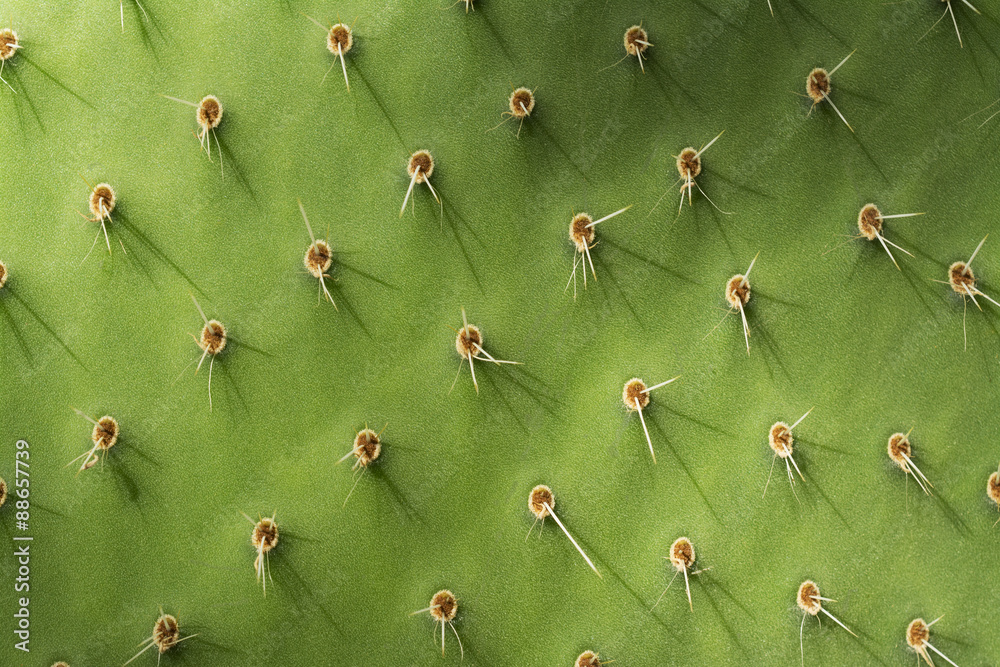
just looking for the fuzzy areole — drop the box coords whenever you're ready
[797,580,822,615]
[429,590,458,622]
[948,261,975,294]
[152,614,181,653]
[624,25,649,57]
[88,184,116,220]
[725,274,751,309]
[327,23,353,55]
[352,428,382,467]
[769,422,793,457]
[528,484,554,519]
[455,322,482,358]
[988,470,1000,505]
[92,415,119,450]
[252,516,279,554]
[622,378,650,411]
[569,213,595,253]
[887,432,912,470]
[304,239,333,278]
[907,618,930,649]
[676,148,702,180]
[197,95,223,131]
[0,29,18,61]
[669,537,695,571]
[508,87,535,119]
[857,204,883,240]
[407,150,434,184]
[199,320,227,356]
[806,68,830,104]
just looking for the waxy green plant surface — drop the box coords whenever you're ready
[1,0,999,665]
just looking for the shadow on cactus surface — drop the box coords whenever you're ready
[1,0,999,665]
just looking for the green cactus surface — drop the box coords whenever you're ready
[2,1,999,665]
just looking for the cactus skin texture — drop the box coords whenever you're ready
[2,1,1000,665]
